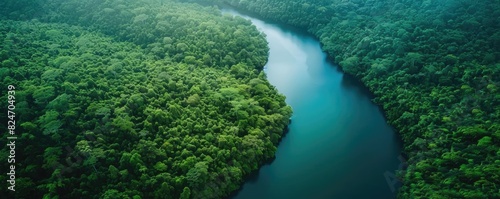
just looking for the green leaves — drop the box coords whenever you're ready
[101,189,126,199]
[186,94,200,105]
[223,0,500,198]
[339,56,360,75]
[186,161,209,188]
[153,162,167,172]
[33,86,55,105]
[126,94,145,111]
[477,136,492,147]
[112,116,135,133]
[108,165,119,179]
[46,94,70,112]
[37,110,63,137]
[41,69,63,82]
[180,187,191,199]
[0,1,293,198]
[43,147,62,170]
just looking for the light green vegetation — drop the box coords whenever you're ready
[0,0,291,198]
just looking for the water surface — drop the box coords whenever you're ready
[223,9,402,199]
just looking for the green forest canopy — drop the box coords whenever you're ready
[0,0,291,198]
[214,0,500,198]
[1,0,500,198]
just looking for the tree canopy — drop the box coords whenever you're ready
[219,0,500,198]
[0,0,291,198]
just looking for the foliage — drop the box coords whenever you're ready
[0,0,291,198]
[220,0,500,198]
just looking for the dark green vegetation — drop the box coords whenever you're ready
[0,0,291,198]
[216,0,500,198]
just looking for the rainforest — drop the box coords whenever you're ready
[1,0,499,199]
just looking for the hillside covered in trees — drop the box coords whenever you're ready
[0,0,292,198]
[212,0,500,198]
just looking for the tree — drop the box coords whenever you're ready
[41,69,63,82]
[126,94,145,111]
[108,165,119,179]
[202,54,212,65]
[112,116,135,133]
[186,94,200,105]
[0,1,294,198]
[180,187,191,199]
[33,86,55,105]
[339,56,360,75]
[153,162,167,172]
[46,94,70,112]
[101,189,126,199]
[477,136,492,147]
[184,56,196,65]
[43,147,62,170]
[37,110,63,139]
[230,63,249,78]
[186,161,209,189]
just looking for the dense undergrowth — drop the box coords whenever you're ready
[216,0,500,198]
[0,0,292,198]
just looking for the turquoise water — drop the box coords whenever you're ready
[224,9,402,199]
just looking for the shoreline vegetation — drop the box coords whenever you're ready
[203,0,500,198]
[1,0,499,198]
[0,0,292,198]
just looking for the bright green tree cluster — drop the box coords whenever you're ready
[219,0,500,198]
[0,0,291,198]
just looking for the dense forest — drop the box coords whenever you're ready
[2,0,499,198]
[209,0,500,198]
[0,0,292,198]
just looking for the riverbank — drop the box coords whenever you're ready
[223,8,402,199]
[213,0,500,198]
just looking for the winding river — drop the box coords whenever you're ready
[223,8,402,199]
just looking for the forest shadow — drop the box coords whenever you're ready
[224,123,290,199]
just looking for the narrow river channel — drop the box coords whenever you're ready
[223,8,403,199]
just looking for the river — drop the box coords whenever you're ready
[222,8,403,199]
